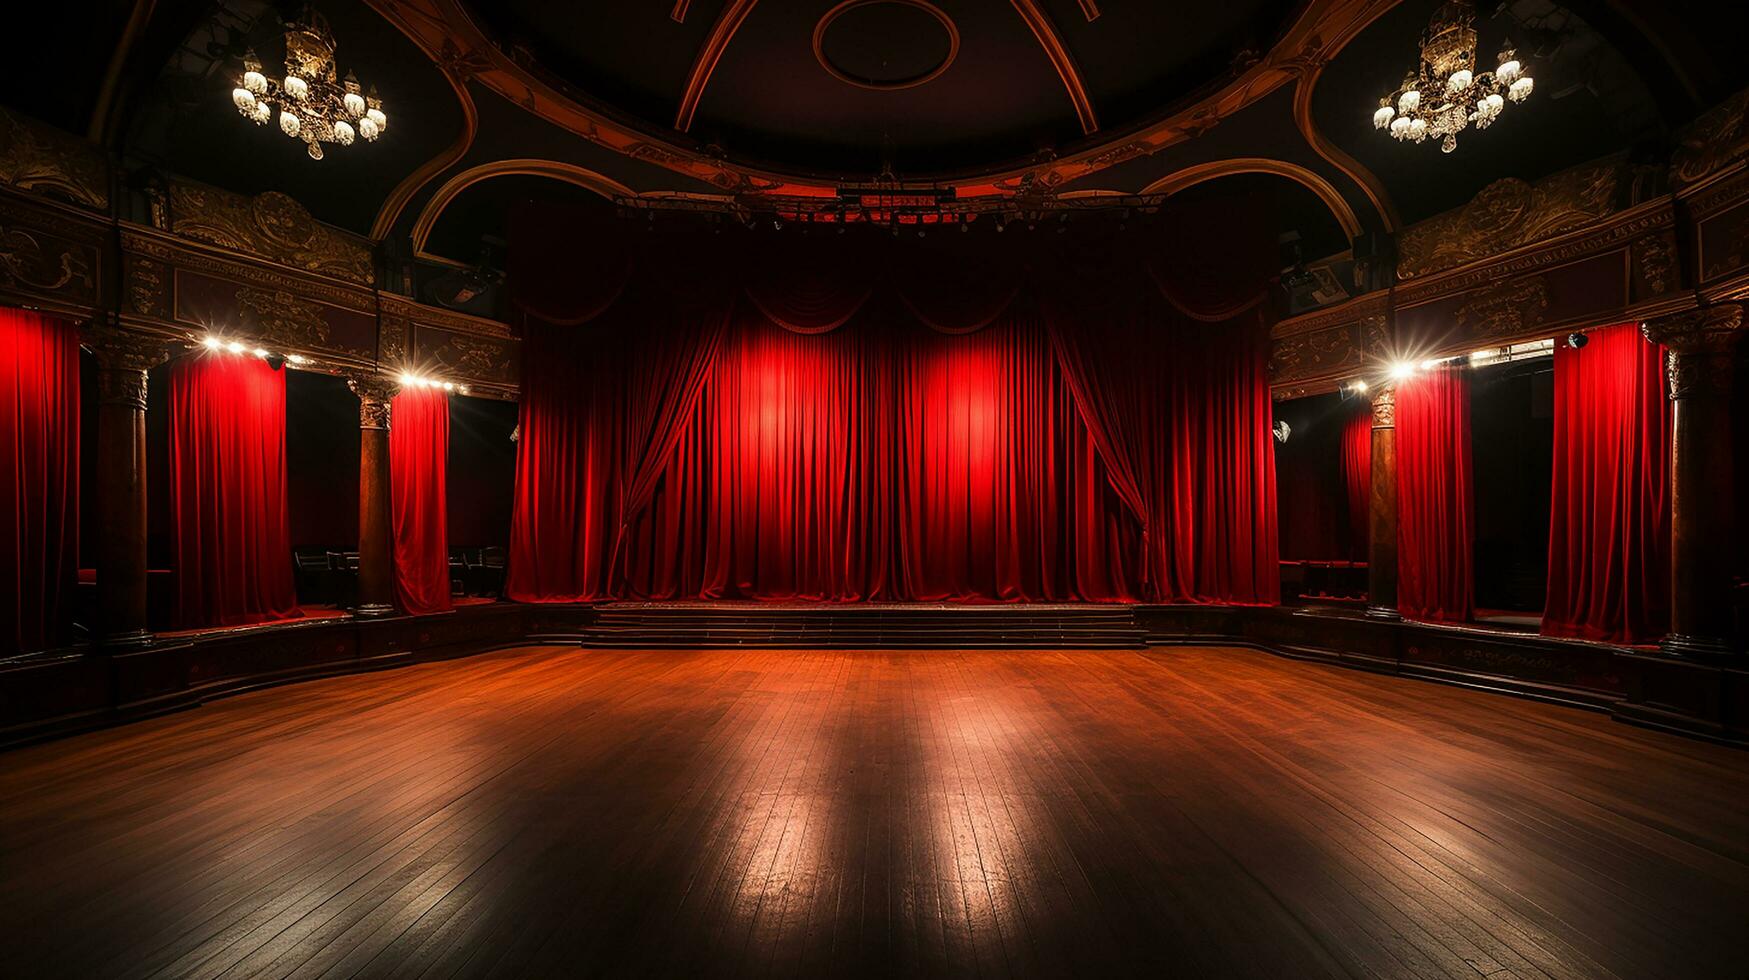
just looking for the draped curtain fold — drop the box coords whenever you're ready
[507,202,1277,605]
[0,308,79,654]
[1543,324,1670,644]
[390,386,451,616]
[1340,402,1372,561]
[169,353,298,627]
[1396,365,1474,623]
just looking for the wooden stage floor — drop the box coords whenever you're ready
[1,646,1744,979]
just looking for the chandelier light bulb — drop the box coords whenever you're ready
[1497,58,1521,83]
[1447,69,1473,92]
[1390,115,1412,138]
[1509,76,1534,102]
[1373,102,1395,129]
[366,107,386,130]
[232,87,256,111]
[278,110,301,137]
[334,120,355,145]
[251,102,271,123]
[284,74,309,100]
[1398,89,1420,114]
[344,91,366,116]
[1408,117,1428,140]
[357,116,379,140]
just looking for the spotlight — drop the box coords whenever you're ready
[1419,358,1443,371]
[1349,379,1368,394]
[1566,332,1589,349]
[399,372,417,386]
[201,336,222,350]
[1388,362,1416,381]
[264,352,286,371]
[252,348,269,358]
[285,354,308,366]
[226,341,245,354]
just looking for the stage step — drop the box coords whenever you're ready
[574,604,1147,649]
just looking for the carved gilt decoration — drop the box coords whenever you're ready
[168,179,374,285]
[0,108,109,210]
[84,324,169,411]
[1453,275,1549,340]
[1631,234,1676,296]
[0,222,95,299]
[125,257,169,319]
[1672,87,1749,187]
[347,375,400,430]
[1369,386,1395,428]
[235,286,332,348]
[1396,159,1621,280]
[1643,305,1745,400]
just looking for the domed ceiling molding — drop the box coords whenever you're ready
[370,64,480,241]
[410,158,636,264]
[1005,0,1098,135]
[1293,67,1399,232]
[811,0,960,93]
[1140,158,1364,241]
[363,0,1397,198]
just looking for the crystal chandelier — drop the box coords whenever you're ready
[230,6,387,160]
[1372,0,1533,154]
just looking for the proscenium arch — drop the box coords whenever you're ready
[1140,158,1364,243]
[410,160,638,264]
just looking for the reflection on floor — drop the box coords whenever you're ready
[1,645,1744,978]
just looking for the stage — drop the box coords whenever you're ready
[1,644,1743,978]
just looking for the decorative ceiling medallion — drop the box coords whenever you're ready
[812,0,959,92]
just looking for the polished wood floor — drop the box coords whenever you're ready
[1,646,1745,979]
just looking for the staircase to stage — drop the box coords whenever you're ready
[573,603,1147,649]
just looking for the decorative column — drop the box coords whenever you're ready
[1365,384,1400,619]
[347,374,399,617]
[86,325,168,649]
[1643,305,1744,659]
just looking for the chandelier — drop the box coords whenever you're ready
[230,6,387,160]
[1372,0,1533,153]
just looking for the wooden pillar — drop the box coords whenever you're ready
[347,375,398,618]
[1643,305,1744,659]
[86,325,167,649]
[1366,384,1399,619]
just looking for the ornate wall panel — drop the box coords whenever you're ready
[1268,293,1390,396]
[0,108,109,211]
[1395,157,1624,280]
[165,178,375,286]
[0,190,106,317]
[1671,86,1749,189]
[1396,251,1626,353]
[382,294,521,397]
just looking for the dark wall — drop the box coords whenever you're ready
[1471,360,1554,613]
[1274,391,1358,561]
[449,396,518,548]
[286,371,361,550]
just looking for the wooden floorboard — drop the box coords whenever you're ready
[1,645,1744,979]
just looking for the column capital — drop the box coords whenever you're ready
[345,373,400,430]
[1643,304,1744,401]
[1369,384,1396,429]
[82,325,169,410]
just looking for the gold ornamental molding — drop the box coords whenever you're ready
[0,108,109,212]
[1396,156,1626,281]
[1006,0,1098,135]
[1292,70,1399,232]
[166,178,375,286]
[409,159,637,264]
[675,0,761,132]
[363,0,1395,198]
[120,225,376,315]
[1140,158,1363,241]
[370,58,480,241]
[1671,86,1749,190]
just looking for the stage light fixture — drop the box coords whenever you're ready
[226,341,245,354]
[1388,362,1416,380]
[1348,379,1368,393]
[1566,332,1588,349]
[1420,358,1444,370]
[202,336,222,350]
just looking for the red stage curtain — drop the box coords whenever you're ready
[169,352,298,627]
[1340,402,1372,559]
[506,290,730,601]
[1543,325,1670,644]
[616,306,1140,601]
[509,200,637,326]
[0,308,79,654]
[743,235,875,334]
[390,385,451,615]
[1396,365,1474,623]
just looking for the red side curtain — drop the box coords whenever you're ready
[169,352,298,627]
[1396,365,1474,623]
[390,385,451,615]
[1543,325,1670,644]
[1340,402,1372,560]
[0,308,79,654]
